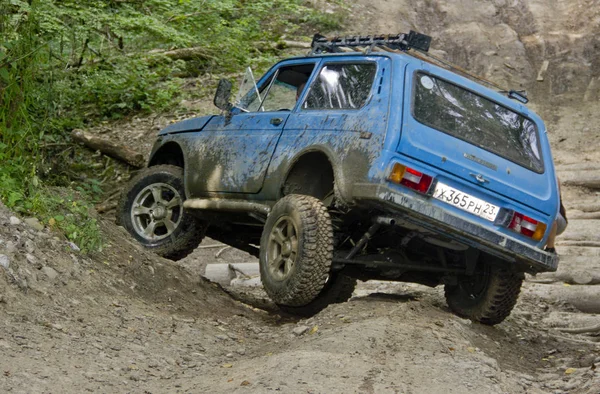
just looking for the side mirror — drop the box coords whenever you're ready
[214,79,233,111]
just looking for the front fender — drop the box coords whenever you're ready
[158,115,215,136]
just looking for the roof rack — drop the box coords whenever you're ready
[310,31,432,55]
[309,32,529,103]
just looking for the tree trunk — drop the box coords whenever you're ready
[71,129,144,168]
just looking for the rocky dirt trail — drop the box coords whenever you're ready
[1,201,600,393]
[3,0,600,393]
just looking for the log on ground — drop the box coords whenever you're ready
[71,129,144,168]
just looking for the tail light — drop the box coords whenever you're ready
[388,163,433,194]
[507,212,547,241]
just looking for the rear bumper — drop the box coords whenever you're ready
[352,183,559,273]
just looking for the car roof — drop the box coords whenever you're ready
[275,50,537,123]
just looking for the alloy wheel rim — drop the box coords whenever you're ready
[130,182,183,242]
[266,215,298,281]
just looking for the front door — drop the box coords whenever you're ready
[185,61,317,196]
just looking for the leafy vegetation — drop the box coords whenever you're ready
[0,0,344,252]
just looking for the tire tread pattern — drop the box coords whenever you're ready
[278,274,357,317]
[445,266,523,325]
[260,195,334,307]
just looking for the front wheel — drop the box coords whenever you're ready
[117,165,205,260]
[444,262,523,325]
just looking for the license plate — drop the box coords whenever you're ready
[432,182,499,222]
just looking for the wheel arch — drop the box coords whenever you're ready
[280,148,348,203]
[148,141,186,169]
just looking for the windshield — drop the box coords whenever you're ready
[413,73,543,173]
[235,64,315,112]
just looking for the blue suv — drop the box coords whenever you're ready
[117,33,560,324]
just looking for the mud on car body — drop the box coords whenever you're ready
[118,32,560,324]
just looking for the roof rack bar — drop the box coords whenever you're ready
[310,31,432,55]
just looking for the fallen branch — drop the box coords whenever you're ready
[71,129,144,168]
[276,40,311,50]
[96,201,117,214]
[558,323,600,334]
[148,46,214,61]
[215,246,231,258]
[197,244,227,249]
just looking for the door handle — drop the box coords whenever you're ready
[470,173,489,184]
[270,117,283,126]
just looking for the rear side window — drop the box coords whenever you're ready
[303,63,376,110]
[413,73,543,173]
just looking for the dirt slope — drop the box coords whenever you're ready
[2,1,600,393]
[2,200,600,393]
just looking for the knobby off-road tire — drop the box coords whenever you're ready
[259,194,334,307]
[117,165,205,261]
[278,273,357,317]
[444,263,524,325]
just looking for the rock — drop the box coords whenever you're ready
[5,241,16,254]
[9,216,21,225]
[215,334,229,341]
[41,266,59,280]
[25,240,35,254]
[578,354,597,368]
[25,253,38,266]
[292,325,310,336]
[67,242,80,252]
[0,254,9,269]
[23,217,44,231]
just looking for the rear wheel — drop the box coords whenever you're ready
[444,262,523,325]
[117,165,205,260]
[259,194,333,307]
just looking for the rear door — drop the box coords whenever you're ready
[399,63,555,216]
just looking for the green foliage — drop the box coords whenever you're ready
[0,0,344,253]
[46,194,102,254]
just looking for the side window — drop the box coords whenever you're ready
[237,64,315,112]
[303,63,377,110]
[261,80,299,112]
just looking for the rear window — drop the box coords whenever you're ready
[413,72,543,173]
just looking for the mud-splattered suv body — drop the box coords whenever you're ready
[122,49,560,324]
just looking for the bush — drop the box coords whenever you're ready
[0,0,345,253]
